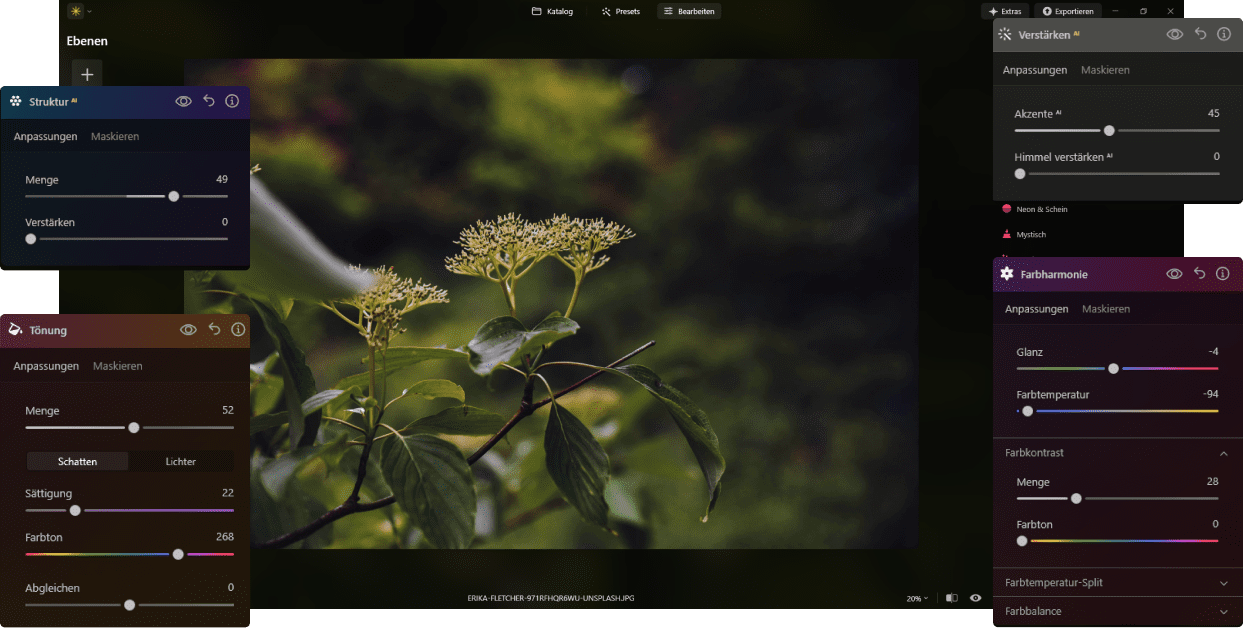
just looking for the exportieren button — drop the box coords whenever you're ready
[1034,3,1103,18]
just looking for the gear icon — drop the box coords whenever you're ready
[9,95,20,106]
[1000,266,1014,281]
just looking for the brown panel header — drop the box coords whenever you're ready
[0,314,251,348]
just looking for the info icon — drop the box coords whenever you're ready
[67,2,85,19]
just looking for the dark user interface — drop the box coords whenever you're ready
[993,19,1243,203]
[33,0,1243,619]
[0,87,251,269]
[0,315,251,626]
[993,258,1243,626]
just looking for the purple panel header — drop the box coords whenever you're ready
[0,87,249,119]
[993,257,1243,292]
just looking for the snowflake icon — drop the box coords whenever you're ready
[1000,266,1014,281]
[9,95,20,106]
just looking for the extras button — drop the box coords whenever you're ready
[982,3,1030,18]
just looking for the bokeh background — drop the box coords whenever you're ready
[185,59,918,549]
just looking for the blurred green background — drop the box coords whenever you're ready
[186,59,918,549]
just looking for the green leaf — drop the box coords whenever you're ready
[379,434,476,549]
[252,454,334,549]
[251,298,320,449]
[260,433,353,498]
[300,389,349,416]
[301,432,353,475]
[544,400,611,530]
[364,346,470,368]
[405,405,507,436]
[399,379,466,404]
[466,315,579,376]
[258,450,305,499]
[250,374,285,417]
[275,296,295,319]
[250,352,285,416]
[250,456,300,547]
[335,347,468,393]
[604,475,646,526]
[514,440,561,511]
[604,364,725,521]
[250,352,278,377]
[324,385,363,418]
[250,411,289,435]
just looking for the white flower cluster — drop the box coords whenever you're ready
[446,213,634,279]
[338,265,448,348]
[547,214,636,275]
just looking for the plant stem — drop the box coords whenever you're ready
[253,340,656,549]
[500,280,516,317]
[367,344,378,405]
[323,417,366,434]
[346,344,381,504]
[564,270,584,318]
[319,302,360,330]
[347,429,374,504]
[535,360,602,372]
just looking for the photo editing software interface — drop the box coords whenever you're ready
[3,0,1243,626]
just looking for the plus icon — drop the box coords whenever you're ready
[80,68,93,82]
[988,7,998,15]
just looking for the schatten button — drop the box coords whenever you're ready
[28,451,128,471]
[129,450,234,472]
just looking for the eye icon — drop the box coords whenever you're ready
[180,324,198,335]
[1166,268,1183,279]
[175,95,192,107]
[1167,29,1184,40]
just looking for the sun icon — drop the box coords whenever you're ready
[70,5,81,16]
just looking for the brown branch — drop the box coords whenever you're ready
[252,340,655,550]
[466,340,655,465]
[252,496,396,549]
[503,497,567,531]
